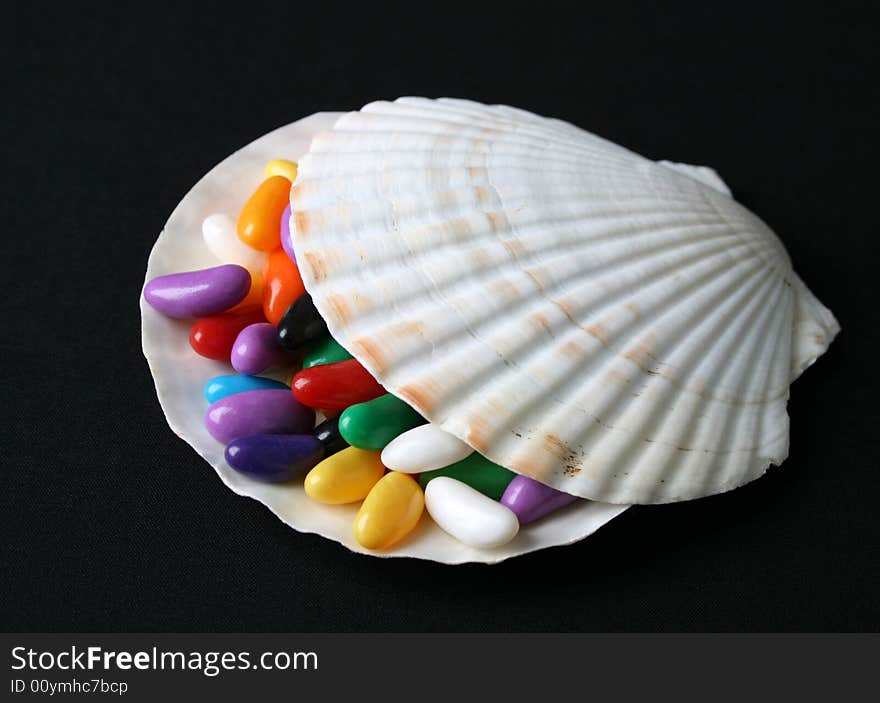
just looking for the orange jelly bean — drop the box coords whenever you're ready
[232,272,264,310]
[237,176,291,251]
[262,248,305,325]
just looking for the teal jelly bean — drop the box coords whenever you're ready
[204,374,289,403]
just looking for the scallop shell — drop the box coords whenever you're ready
[291,97,840,505]
[140,112,629,564]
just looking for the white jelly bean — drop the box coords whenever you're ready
[202,213,268,274]
[380,423,474,473]
[424,477,519,549]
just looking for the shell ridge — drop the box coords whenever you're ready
[305,141,640,172]
[701,190,792,271]
[430,244,774,443]
[657,160,733,196]
[356,228,769,382]
[293,97,837,504]
[661,285,794,499]
[294,189,721,256]
[511,265,778,491]
[412,248,785,496]
[293,191,731,296]
[789,273,840,379]
[334,112,647,167]
[553,270,791,501]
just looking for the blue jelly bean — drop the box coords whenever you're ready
[204,374,289,403]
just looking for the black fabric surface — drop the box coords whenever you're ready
[2,3,878,631]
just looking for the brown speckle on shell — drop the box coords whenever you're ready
[447,217,474,241]
[293,210,311,237]
[488,277,520,304]
[302,251,327,282]
[465,419,491,454]
[484,211,505,233]
[560,339,587,359]
[324,294,352,327]
[586,322,608,345]
[502,237,526,258]
[351,337,386,375]
[474,186,491,205]
[528,313,554,337]
[622,332,659,371]
[398,381,438,415]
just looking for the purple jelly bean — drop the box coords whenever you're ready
[231,322,289,375]
[225,434,323,483]
[143,264,251,319]
[500,475,579,525]
[280,204,296,263]
[205,389,314,444]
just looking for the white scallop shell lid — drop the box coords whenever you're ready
[290,97,840,505]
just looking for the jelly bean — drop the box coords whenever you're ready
[292,358,385,411]
[143,265,250,319]
[204,374,289,403]
[424,477,519,549]
[262,247,305,326]
[417,453,516,500]
[381,423,473,473]
[205,389,314,444]
[276,294,328,352]
[354,472,424,550]
[231,322,290,375]
[339,394,424,450]
[202,213,268,276]
[264,158,298,182]
[303,447,385,504]
[500,475,579,524]
[280,204,296,263]
[225,434,323,483]
[301,336,353,369]
[237,175,291,251]
[189,305,266,361]
[313,415,348,458]
[230,272,264,310]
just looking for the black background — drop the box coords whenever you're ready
[3,3,878,631]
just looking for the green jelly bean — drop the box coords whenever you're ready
[301,336,353,368]
[339,394,424,450]
[418,453,516,500]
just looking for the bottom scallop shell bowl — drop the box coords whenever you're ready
[141,100,839,564]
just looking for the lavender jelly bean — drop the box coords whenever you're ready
[500,475,578,524]
[280,204,296,263]
[231,322,289,375]
[205,389,314,444]
[225,434,324,482]
[143,264,251,318]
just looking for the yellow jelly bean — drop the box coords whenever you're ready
[303,447,385,504]
[354,472,424,550]
[264,159,298,182]
[237,175,291,251]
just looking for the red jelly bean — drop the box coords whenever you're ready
[292,359,385,411]
[263,247,305,325]
[189,305,266,361]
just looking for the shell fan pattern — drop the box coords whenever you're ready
[289,97,839,505]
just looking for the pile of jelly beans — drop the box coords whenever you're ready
[144,159,581,551]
